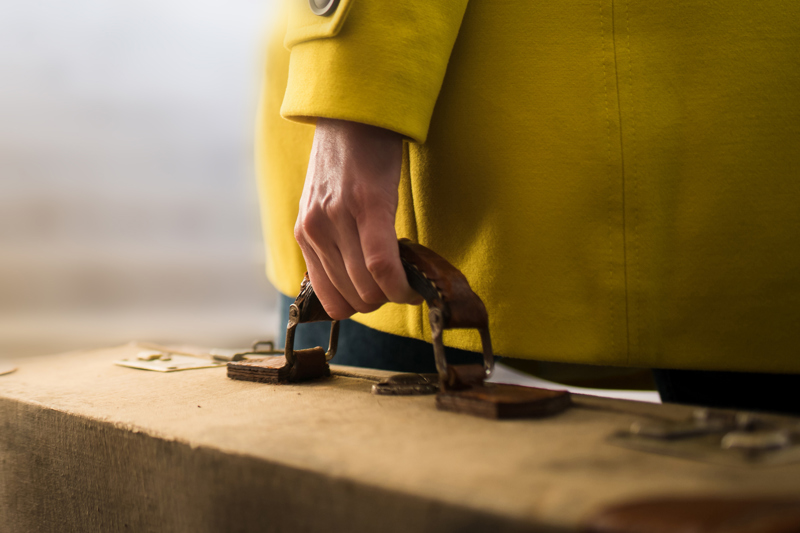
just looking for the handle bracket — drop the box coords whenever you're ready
[229,239,571,420]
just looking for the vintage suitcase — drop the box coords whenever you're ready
[2,342,800,533]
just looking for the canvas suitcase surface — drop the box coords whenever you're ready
[2,343,800,533]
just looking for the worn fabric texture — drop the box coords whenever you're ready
[4,346,800,532]
[256,1,800,372]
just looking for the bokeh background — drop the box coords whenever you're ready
[0,0,279,357]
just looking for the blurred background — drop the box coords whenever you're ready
[0,0,279,357]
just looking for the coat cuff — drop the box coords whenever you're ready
[280,0,468,144]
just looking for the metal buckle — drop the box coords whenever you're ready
[370,309,494,396]
[428,307,494,387]
[211,340,284,362]
[226,274,338,384]
[284,302,340,367]
[372,373,439,395]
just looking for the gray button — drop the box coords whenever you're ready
[309,0,339,17]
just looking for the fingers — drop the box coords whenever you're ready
[295,232,356,320]
[296,208,384,318]
[358,210,422,305]
[297,209,419,318]
[315,241,383,316]
[336,224,388,306]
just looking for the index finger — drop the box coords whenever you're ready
[357,212,421,305]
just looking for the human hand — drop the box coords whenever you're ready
[294,118,422,320]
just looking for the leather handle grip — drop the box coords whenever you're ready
[288,239,494,386]
[293,239,488,331]
[397,239,488,330]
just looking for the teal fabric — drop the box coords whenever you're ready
[278,294,484,373]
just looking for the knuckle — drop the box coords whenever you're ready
[297,209,325,241]
[354,280,387,305]
[365,256,396,280]
[293,223,305,244]
[313,187,342,216]
[348,184,371,213]
[322,200,349,225]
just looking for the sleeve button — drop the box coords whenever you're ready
[309,0,339,16]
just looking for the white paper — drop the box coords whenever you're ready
[487,362,662,404]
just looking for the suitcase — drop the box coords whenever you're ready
[2,343,800,532]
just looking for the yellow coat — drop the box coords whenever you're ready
[257,0,800,373]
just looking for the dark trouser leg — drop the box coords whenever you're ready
[653,369,800,415]
[277,293,484,373]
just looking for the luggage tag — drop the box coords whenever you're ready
[228,239,571,420]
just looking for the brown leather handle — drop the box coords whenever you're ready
[291,239,488,331]
[398,239,489,330]
[291,273,334,324]
[286,239,493,386]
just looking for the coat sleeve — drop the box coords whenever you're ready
[280,0,469,144]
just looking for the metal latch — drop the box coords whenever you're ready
[368,240,572,419]
[210,341,283,362]
[226,274,338,384]
[227,240,572,420]
[372,373,439,395]
[609,408,800,466]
